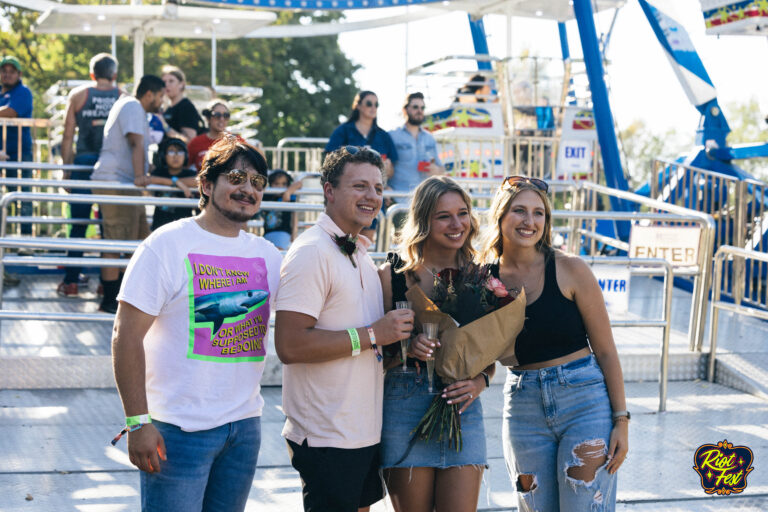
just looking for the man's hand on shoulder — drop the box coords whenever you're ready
[371,309,414,346]
[127,423,167,473]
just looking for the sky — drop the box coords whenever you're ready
[336,0,768,139]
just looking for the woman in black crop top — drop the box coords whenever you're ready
[483,177,628,512]
[378,176,493,511]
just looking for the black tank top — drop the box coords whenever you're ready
[75,87,121,156]
[491,251,589,366]
[386,252,426,368]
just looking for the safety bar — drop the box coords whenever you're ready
[707,246,768,382]
[581,256,674,412]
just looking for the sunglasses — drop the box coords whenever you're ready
[344,145,381,158]
[224,169,267,190]
[408,104,426,111]
[363,100,379,108]
[210,112,230,120]
[166,150,185,157]
[501,176,549,192]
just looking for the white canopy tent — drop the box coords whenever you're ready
[2,0,276,86]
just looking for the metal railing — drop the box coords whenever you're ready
[583,256,674,412]
[707,246,768,382]
[0,118,54,163]
[264,137,327,173]
[0,178,715,350]
[650,159,768,308]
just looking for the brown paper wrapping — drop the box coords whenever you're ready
[405,286,527,383]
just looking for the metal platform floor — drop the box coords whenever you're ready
[1,381,767,511]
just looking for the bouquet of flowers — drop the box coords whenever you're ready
[404,263,526,451]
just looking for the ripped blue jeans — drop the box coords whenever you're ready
[502,354,617,511]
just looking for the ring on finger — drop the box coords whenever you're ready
[467,393,473,399]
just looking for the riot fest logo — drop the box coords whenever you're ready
[693,439,754,495]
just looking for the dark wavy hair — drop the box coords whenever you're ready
[347,90,378,125]
[320,146,383,206]
[197,135,268,209]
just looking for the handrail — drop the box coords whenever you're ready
[0,249,674,411]
[276,137,328,148]
[581,182,717,352]
[581,256,674,412]
[707,245,768,382]
[0,192,328,305]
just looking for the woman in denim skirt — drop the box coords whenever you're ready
[481,176,629,511]
[378,176,493,511]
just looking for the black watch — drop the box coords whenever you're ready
[612,410,631,421]
[479,371,490,388]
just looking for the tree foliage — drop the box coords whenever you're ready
[0,3,358,146]
[618,119,692,188]
[724,97,768,181]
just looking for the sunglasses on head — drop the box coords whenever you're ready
[210,112,230,120]
[363,100,379,108]
[224,169,267,190]
[343,145,381,158]
[501,176,549,192]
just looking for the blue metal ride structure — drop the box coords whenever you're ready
[636,0,768,295]
[636,0,768,208]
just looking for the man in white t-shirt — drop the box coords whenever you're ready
[275,146,414,511]
[91,74,165,314]
[111,136,281,511]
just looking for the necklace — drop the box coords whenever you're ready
[500,264,543,297]
[422,260,461,295]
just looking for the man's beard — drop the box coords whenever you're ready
[407,114,423,126]
[211,191,256,223]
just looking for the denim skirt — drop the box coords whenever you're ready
[381,369,487,469]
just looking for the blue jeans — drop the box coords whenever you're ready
[64,153,97,283]
[502,355,617,512]
[140,417,261,512]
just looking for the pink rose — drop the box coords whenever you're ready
[486,277,509,297]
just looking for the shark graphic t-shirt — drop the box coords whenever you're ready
[118,217,282,431]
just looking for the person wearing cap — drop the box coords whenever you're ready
[0,55,34,236]
[112,136,281,511]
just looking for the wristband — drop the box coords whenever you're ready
[347,328,361,357]
[479,371,490,388]
[112,414,152,446]
[171,176,178,185]
[612,410,631,421]
[367,326,382,362]
[126,414,152,426]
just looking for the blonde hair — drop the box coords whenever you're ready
[397,176,479,273]
[480,181,552,262]
[161,65,186,90]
